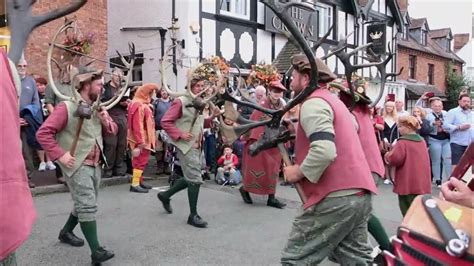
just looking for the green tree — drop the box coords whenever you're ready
[445,63,469,110]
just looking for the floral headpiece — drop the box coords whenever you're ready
[192,56,229,82]
[247,63,281,87]
[63,28,95,58]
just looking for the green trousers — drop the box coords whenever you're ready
[398,194,418,217]
[0,252,16,266]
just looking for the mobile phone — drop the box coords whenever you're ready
[426,92,435,98]
[387,93,395,102]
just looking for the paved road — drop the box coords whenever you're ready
[17,180,430,265]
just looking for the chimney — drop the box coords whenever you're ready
[453,33,470,52]
[397,0,408,12]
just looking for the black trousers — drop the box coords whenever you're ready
[103,114,127,176]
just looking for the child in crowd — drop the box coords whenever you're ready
[384,115,432,216]
[216,144,241,185]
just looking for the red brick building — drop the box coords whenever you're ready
[0,0,107,79]
[395,9,464,111]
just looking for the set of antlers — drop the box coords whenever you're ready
[7,0,136,111]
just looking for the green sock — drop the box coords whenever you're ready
[161,178,188,199]
[187,182,200,215]
[368,214,392,252]
[80,221,100,253]
[62,213,79,233]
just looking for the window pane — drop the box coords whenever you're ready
[221,0,231,12]
[235,0,247,15]
[316,3,333,37]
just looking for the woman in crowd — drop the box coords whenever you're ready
[381,101,399,184]
[412,106,432,146]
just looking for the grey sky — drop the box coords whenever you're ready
[406,0,473,35]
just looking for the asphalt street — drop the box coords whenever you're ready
[16,179,428,265]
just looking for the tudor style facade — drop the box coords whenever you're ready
[108,0,403,97]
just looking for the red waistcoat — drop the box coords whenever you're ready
[295,89,377,209]
[352,107,385,177]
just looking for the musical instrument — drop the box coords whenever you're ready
[384,143,474,265]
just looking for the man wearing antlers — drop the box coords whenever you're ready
[157,75,221,228]
[37,67,117,264]
[281,55,377,265]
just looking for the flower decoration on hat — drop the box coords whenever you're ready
[63,29,95,58]
[247,63,281,87]
[192,56,229,82]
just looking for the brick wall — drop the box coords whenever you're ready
[397,47,463,93]
[23,0,107,79]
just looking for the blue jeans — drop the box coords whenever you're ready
[428,138,451,182]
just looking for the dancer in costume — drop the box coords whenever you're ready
[0,50,36,266]
[334,77,393,257]
[157,77,220,228]
[281,55,377,265]
[37,67,117,265]
[128,83,158,193]
[239,80,287,209]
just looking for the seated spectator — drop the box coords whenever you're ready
[384,116,432,216]
[215,145,241,185]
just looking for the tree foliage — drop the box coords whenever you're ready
[445,63,469,110]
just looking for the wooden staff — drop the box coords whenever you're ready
[277,143,308,204]
[69,118,84,156]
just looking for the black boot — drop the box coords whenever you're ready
[129,185,149,193]
[91,246,115,264]
[239,187,253,204]
[267,195,286,209]
[187,214,208,228]
[58,229,85,247]
[140,182,152,190]
[157,193,173,214]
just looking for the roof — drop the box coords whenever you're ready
[429,28,451,39]
[398,35,464,64]
[272,41,300,73]
[409,18,428,30]
[400,81,445,98]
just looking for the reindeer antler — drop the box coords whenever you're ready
[8,0,87,63]
[100,42,136,110]
[47,19,78,102]
[218,0,332,141]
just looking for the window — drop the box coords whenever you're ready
[421,30,427,45]
[219,0,250,20]
[428,64,434,85]
[408,55,416,79]
[401,23,408,40]
[315,3,333,37]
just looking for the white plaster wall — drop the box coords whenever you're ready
[257,2,265,24]
[274,35,287,60]
[174,0,201,91]
[366,82,405,108]
[107,0,173,84]
[257,29,272,64]
[201,18,216,59]
[202,0,216,14]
